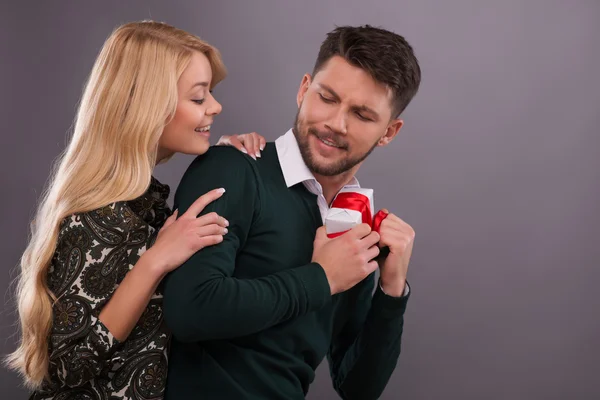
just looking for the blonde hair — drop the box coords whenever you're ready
[6,20,226,389]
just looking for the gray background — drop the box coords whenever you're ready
[1,1,599,399]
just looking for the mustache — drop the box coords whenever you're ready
[308,128,348,149]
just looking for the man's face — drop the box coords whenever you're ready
[294,56,403,177]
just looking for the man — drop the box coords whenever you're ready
[163,25,421,400]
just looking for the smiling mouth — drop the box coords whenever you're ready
[319,137,343,148]
[313,132,346,149]
[195,125,211,132]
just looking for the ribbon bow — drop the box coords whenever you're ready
[327,192,389,238]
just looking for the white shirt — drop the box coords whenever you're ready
[275,129,409,297]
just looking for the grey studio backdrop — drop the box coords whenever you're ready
[1,1,599,399]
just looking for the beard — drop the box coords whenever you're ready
[293,109,379,177]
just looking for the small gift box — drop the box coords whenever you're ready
[325,188,375,238]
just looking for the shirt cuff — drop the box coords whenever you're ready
[89,318,121,358]
[379,279,410,298]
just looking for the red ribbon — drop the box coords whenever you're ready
[372,209,389,233]
[327,192,389,238]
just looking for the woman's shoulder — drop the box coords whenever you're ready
[57,201,146,244]
[49,202,147,296]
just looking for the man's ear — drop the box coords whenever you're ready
[297,74,312,107]
[377,119,404,147]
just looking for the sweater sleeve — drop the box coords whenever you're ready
[327,273,410,400]
[43,203,139,389]
[162,147,331,343]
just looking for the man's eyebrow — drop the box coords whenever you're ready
[318,84,341,101]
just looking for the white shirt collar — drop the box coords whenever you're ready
[274,128,360,189]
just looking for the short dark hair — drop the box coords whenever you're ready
[313,25,421,118]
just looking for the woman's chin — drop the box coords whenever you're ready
[188,142,211,156]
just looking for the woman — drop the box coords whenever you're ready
[7,21,265,399]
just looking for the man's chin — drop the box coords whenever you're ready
[306,157,346,177]
[298,136,350,176]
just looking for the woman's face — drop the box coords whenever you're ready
[158,51,222,161]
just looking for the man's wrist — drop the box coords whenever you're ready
[379,277,408,297]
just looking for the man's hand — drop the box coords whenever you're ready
[312,224,381,295]
[377,209,415,297]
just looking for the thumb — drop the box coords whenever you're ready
[315,225,328,241]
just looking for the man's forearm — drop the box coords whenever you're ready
[330,284,409,400]
[163,260,331,342]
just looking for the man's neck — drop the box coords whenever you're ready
[314,166,359,206]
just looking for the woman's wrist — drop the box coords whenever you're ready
[138,249,168,281]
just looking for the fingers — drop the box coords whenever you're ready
[230,136,251,156]
[366,260,379,274]
[378,226,415,252]
[196,235,224,248]
[194,211,229,228]
[366,243,380,261]
[217,135,251,156]
[195,223,229,238]
[380,215,416,242]
[381,212,411,232]
[348,223,372,239]
[382,214,403,228]
[162,209,178,229]
[240,133,260,159]
[242,132,266,158]
[360,231,381,249]
[183,188,226,218]
[379,219,402,238]
[217,132,266,160]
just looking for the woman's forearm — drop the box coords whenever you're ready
[98,251,165,341]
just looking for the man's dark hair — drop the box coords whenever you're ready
[313,25,421,118]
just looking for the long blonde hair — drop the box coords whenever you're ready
[6,20,226,389]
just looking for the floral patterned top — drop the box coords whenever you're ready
[31,177,172,400]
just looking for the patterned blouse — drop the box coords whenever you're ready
[31,177,172,400]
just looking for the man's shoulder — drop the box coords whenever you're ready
[184,146,258,179]
[197,145,254,164]
[175,146,263,206]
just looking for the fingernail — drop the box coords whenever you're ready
[255,152,261,158]
[260,144,265,151]
[241,148,248,154]
[218,188,226,193]
[224,219,229,227]
[251,155,256,160]
[223,228,228,234]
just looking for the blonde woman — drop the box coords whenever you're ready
[7,21,266,399]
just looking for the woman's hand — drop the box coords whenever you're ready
[216,132,266,160]
[146,188,229,273]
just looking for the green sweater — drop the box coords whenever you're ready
[163,144,409,400]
